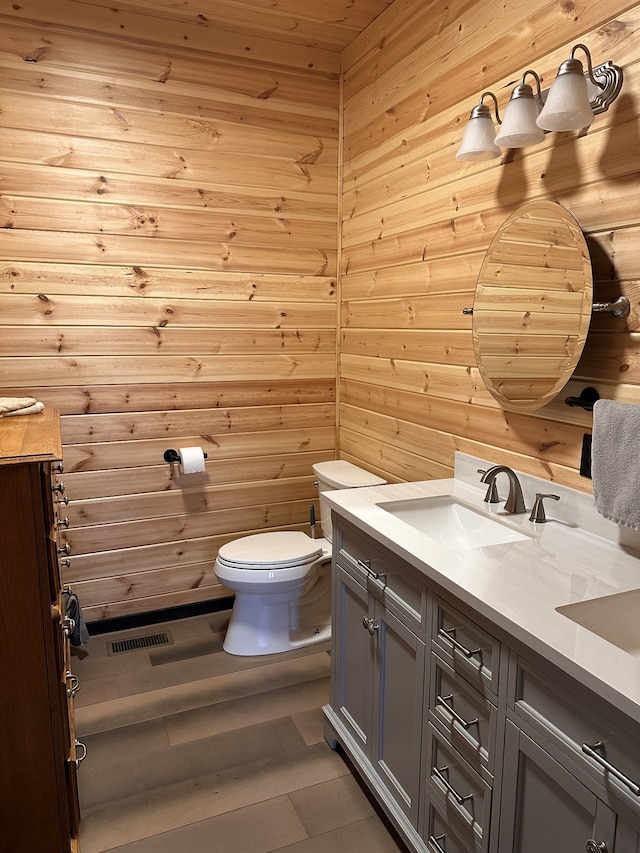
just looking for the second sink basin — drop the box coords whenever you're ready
[377,495,532,551]
[556,589,640,658]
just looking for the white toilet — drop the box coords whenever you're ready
[214,460,386,656]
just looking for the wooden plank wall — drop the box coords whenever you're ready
[339,0,640,492]
[0,2,339,620]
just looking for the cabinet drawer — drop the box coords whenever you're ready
[425,798,484,853]
[425,723,492,850]
[429,653,497,777]
[432,597,500,696]
[509,655,640,811]
[337,524,427,635]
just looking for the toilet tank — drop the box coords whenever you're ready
[312,460,386,543]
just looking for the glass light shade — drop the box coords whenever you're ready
[494,96,545,147]
[536,71,595,131]
[456,114,501,162]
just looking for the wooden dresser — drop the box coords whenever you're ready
[0,408,82,853]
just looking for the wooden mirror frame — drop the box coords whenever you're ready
[473,200,593,411]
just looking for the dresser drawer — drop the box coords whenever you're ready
[509,654,640,810]
[425,723,492,850]
[424,797,484,853]
[432,597,500,696]
[429,652,497,777]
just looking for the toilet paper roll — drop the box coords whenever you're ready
[178,446,206,474]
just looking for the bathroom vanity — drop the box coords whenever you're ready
[323,456,640,853]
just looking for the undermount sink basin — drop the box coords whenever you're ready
[556,589,640,657]
[377,495,532,552]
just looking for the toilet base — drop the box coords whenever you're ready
[223,563,331,656]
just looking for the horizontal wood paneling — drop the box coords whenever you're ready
[338,0,640,495]
[0,4,345,619]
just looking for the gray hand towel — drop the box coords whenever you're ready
[592,399,640,530]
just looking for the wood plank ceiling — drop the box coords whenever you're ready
[54,0,396,53]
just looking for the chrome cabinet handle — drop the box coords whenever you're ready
[53,462,64,474]
[436,694,479,730]
[582,741,640,796]
[432,765,472,805]
[60,558,71,569]
[58,542,71,555]
[57,517,70,529]
[429,834,447,853]
[62,616,75,637]
[66,671,80,697]
[439,627,482,661]
[57,495,69,506]
[362,616,379,635]
[52,481,65,495]
[585,841,608,853]
[75,740,87,767]
[356,559,387,584]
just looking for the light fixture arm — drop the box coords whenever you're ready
[474,91,502,125]
[520,70,542,104]
[569,44,602,89]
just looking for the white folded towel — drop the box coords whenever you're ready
[592,399,640,530]
[0,397,45,418]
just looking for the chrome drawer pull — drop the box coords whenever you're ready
[436,694,479,730]
[582,741,640,796]
[75,740,87,767]
[585,841,608,853]
[439,627,482,661]
[429,834,447,853]
[57,517,70,529]
[356,559,386,584]
[52,481,65,495]
[58,542,71,556]
[362,616,380,635]
[53,462,64,474]
[57,495,69,506]
[62,616,75,637]
[432,765,472,805]
[66,671,80,698]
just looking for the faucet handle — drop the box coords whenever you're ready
[478,469,500,504]
[529,493,560,523]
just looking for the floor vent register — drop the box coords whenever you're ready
[109,631,174,655]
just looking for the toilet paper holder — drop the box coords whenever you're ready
[163,448,208,464]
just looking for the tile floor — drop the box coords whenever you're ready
[72,610,408,853]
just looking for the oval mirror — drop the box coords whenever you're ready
[473,199,593,411]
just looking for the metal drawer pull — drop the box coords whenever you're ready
[75,740,87,767]
[57,495,69,506]
[436,694,479,730]
[439,626,482,660]
[356,559,387,584]
[57,517,70,529]
[585,841,608,853]
[53,462,64,474]
[432,765,472,804]
[52,481,65,495]
[62,616,75,637]
[66,671,80,697]
[582,741,640,796]
[58,542,71,556]
[429,834,447,853]
[362,616,379,635]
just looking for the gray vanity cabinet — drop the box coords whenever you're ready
[501,654,640,853]
[325,518,428,832]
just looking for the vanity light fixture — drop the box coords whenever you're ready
[494,71,546,148]
[536,44,623,131]
[455,92,502,162]
[456,43,623,161]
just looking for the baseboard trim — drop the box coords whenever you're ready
[87,597,234,636]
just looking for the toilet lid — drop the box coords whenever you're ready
[217,531,324,570]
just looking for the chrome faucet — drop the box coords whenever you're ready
[479,466,527,514]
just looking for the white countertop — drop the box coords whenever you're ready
[324,454,640,722]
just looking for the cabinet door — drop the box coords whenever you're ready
[499,721,616,853]
[373,604,425,824]
[332,565,374,753]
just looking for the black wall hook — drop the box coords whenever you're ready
[564,387,600,412]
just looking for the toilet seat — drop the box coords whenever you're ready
[216,531,324,571]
